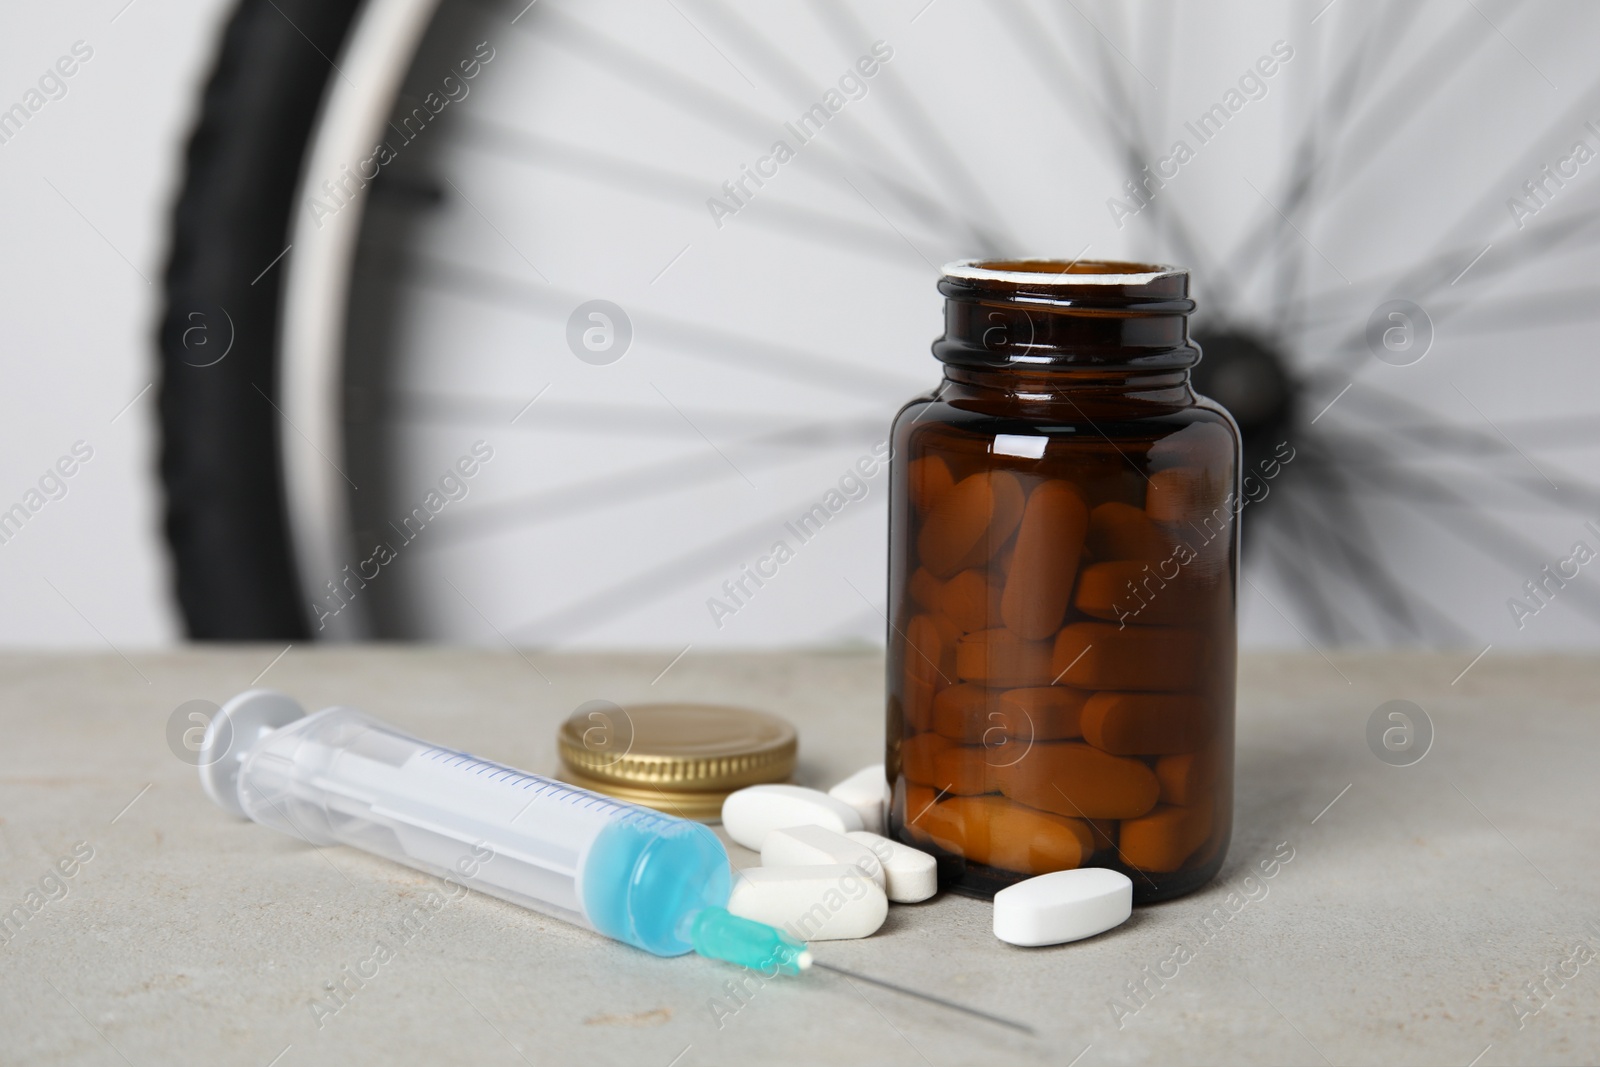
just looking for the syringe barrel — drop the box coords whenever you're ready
[230,705,731,957]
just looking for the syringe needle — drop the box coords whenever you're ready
[809,959,1036,1036]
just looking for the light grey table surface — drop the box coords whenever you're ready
[0,647,1595,1066]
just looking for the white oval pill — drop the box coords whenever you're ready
[993,868,1133,947]
[762,825,885,888]
[845,831,938,903]
[828,764,890,834]
[721,784,863,851]
[728,865,888,941]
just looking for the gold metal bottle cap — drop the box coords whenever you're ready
[556,702,797,822]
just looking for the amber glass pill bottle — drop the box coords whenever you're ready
[886,259,1239,903]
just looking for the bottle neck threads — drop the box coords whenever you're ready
[933,258,1198,374]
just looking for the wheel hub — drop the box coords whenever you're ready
[1190,329,1299,487]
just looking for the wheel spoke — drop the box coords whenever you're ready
[1291,441,1472,644]
[1301,66,1600,383]
[997,3,1229,313]
[1296,183,1600,315]
[1134,0,1175,260]
[1328,0,1524,197]
[1318,414,1600,529]
[1226,1,1433,300]
[1327,413,1578,463]
[449,116,940,264]
[1438,286,1600,336]
[517,2,991,255]
[808,0,1021,254]
[506,491,877,643]
[1316,393,1600,517]
[373,391,874,440]
[371,250,925,399]
[413,415,885,551]
[683,0,1005,254]
[1270,3,1427,331]
[1258,491,1349,644]
[1322,445,1600,625]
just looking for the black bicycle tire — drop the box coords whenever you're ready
[158,0,363,639]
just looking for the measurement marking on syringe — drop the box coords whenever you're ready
[420,747,658,821]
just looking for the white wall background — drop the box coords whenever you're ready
[1,0,236,647]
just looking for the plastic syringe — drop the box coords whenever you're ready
[198,689,810,973]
